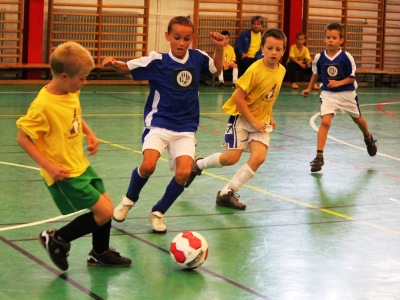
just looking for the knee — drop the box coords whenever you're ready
[221,156,240,166]
[139,162,156,177]
[174,168,191,185]
[320,118,331,129]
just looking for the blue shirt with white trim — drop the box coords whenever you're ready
[127,49,217,132]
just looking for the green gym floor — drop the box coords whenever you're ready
[1,83,399,300]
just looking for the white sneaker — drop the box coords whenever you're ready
[113,196,135,222]
[148,211,167,233]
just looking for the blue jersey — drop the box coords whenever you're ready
[127,49,217,132]
[313,49,357,92]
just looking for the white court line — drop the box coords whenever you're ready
[0,161,83,232]
[309,113,400,161]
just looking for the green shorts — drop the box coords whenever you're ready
[46,166,106,215]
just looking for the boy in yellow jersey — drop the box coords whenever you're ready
[16,41,131,271]
[185,29,287,209]
[216,30,238,88]
[287,32,319,90]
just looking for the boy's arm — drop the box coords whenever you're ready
[82,119,99,156]
[234,88,267,133]
[102,57,130,74]
[210,32,225,77]
[302,73,318,97]
[16,130,70,181]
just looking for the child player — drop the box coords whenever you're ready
[16,41,132,271]
[302,22,377,172]
[103,16,224,232]
[184,29,287,209]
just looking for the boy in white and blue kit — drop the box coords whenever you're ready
[103,16,224,233]
[302,22,377,172]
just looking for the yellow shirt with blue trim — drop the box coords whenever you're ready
[222,59,286,123]
[16,86,89,185]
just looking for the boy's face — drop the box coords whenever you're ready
[251,20,262,33]
[324,29,343,52]
[223,35,230,46]
[296,35,306,46]
[61,71,90,93]
[165,24,194,59]
[261,36,285,68]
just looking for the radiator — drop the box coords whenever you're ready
[307,19,364,57]
[52,9,138,58]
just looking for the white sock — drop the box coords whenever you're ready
[218,73,224,82]
[220,163,255,195]
[197,153,222,170]
[232,68,238,83]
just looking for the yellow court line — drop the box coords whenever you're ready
[98,137,400,236]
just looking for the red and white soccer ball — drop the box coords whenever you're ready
[170,230,208,269]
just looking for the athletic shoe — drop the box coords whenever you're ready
[216,190,246,210]
[38,229,71,271]
[184,157,203,188]
[87,247,132,267]
[113,196,135,222]
[310,157,324,172]
[364,134,377,156]
[291,83,299,89]
[149,211,167,233]
[219,82,224,89]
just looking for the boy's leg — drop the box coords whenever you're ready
[352,116,377,156]
[310,114,332,172]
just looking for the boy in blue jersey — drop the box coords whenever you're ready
[103,16,224,233]
[184,29,287,209]
[302,22,377,172]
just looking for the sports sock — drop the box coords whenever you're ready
[220,163,255,195]
[152,177,184,213]
[197,152,222,170]
[92,220,111,254]
[316,150,323,159]
[56,212,99,242]
[126,167,148,202]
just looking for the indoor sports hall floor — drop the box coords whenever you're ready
[1,83,399,300]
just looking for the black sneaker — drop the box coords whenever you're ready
[184,157,203,188]
[216,191,246,210]
[87,247,132,267]
[364,134,377,156]
[219,82,224,89]
[38,229,70,271]
[310,157,324,172]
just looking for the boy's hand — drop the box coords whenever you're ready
[85,133,99,156]
[210,32,225,47]
[302,88,311,97]
[46,162,70,181]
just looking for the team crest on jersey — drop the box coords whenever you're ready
[325,63,339,79]
[173,67,195,89]
[69,108,80,139]
[262,83,277,101]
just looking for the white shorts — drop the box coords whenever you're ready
[320,90,361,118]
[224,115,272,150]
[142,127,196,170]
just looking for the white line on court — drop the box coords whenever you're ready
[0,161,83,232]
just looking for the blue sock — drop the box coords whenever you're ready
[126,167,148,202]
[152,177,184,214]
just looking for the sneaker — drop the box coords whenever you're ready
[216,190,246,210]
[219,82,224,89]
[87,247,132,267]
[149,211,167,233]
[113,196,135,222]
[38,229,71,271]
[313,83,320,90]
[291,83,299,89]
[310,157,324,172]
[184,157,203,188]
[364,134,377,156]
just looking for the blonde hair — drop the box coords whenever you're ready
[50,41,94,77]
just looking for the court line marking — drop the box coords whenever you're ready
[0,161,84,232]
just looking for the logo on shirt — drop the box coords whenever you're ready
[325,64,339,79]
[263,83,277,101]
[173,67,195,90]
[69,108,80,139]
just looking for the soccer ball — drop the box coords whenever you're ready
[170,231,208,269]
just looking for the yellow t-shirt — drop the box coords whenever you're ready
[16,86,89,185]
[247,31,262,58]
[222,59,286,123]
[223,44,236,70]
[287,44,312,63]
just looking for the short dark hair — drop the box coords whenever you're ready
[220,30,230,36]
[251,15,264,26]
[325,22,344,38]
[167,16,194,34]
[261,28,287,49]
